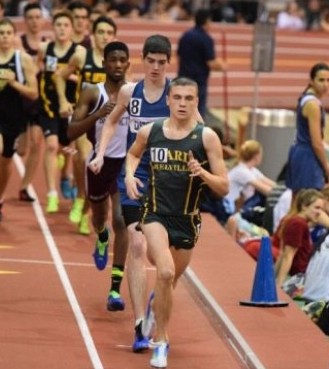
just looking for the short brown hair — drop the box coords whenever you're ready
[52,10,73,25]
[0,18,16,33]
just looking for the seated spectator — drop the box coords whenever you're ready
[284,188,329,336]
[147,0,191,21]
[242,233,280,262]
[276,1,305,30]
[243,187,329,263]
[303,231,329,302]
[107,0,140,18]
[206,140,276,255]
[265,162,292,233]
[224,139,276,225]
[275,189,324,287]
[309,187,329,243]
[227,212,269,243]
[272,187,292,232]
[210,0,237,23]
[319,6,329,32]
[231,0,258,24]
[167,0,192,20]
[237,185,290,261]
[303,0,322,30]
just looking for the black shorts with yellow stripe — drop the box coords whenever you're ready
[39,113,70,146]
[141,209,201,250]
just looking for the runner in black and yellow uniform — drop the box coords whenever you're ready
[38,11,84,213]
[124,77,229,368]
[55,16,117,232]
[0,18,38,221]
[55,3,91,215]
[17,3,47,203]
[55,2,91,205]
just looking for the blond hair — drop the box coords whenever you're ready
[321,187,329,201]
[239,140,262,162]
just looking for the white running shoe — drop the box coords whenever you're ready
[150,341,169,368]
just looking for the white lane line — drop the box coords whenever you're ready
[0,257,95,267]
[14,154,104,369]
[0,257,156,271]
[184,267,266,369]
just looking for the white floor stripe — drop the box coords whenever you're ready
[0,257,156,270]
[0,257,95,267]
[13,153,262,368]
[14,154,104,369]
[184,267,266,369]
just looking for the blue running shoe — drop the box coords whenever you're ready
[142,291,155,338]
[132,321,149,353]
[107,291,125,311]
[60,178,72,199]
[150,341,169,368]
[93,230,109,270]
[70,185,78,199]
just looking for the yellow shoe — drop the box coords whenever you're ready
[79,213,90,235]
[69,197,84,223]
[46,195,59,213]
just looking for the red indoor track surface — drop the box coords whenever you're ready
[0,156,246,369]
[1,155,329,369]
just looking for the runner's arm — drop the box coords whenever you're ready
[55,47,86,117]
[68,86,99,140]
[7,52,38,100]
[125,124,152,199]
[88,83,134,174]
[188,127,229,197]
[96,83,133,157]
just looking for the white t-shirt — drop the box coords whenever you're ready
[225,163,264,210]
[303,236,329,301]
[273,188,292,233]
[276,12,305,30]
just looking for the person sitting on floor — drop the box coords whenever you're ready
[241,189,325,265]
[275,188,324,287]
[202,139,276,252]
[303,230,329,303]
[224,139,276,226]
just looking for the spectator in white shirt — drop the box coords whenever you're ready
[225,139,276,214]
[276,1,305,30]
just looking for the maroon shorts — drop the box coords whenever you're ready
[86,156,125,203]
